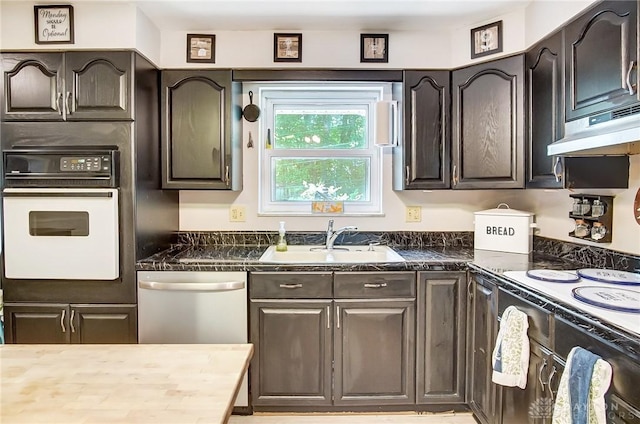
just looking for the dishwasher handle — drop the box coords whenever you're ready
[138,280,245,292]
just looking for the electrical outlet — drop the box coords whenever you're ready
[406,206,422,222]
[229,205,246,222]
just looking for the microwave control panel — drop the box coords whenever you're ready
[60,156,111,172]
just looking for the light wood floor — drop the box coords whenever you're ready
[229,412,476,423]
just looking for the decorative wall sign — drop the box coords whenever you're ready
[34,5,74,44]
[361,33,388,63]
[274,33,302,62]
[187,34,216,63]
[471,20,503,59]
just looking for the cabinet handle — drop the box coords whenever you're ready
[547,366,558,400]
[626,60,637,95]
[363,282,387,288]
[467,279,473,299]
[336,306,341,329]
[405,166,410,186]
[553,157,563,183]
[56,92,63,115]
[326,306,330,329]
[279,283,303,289]
[538,358,548,392]
[65,92,72,115]
[224,165,230,187]
[452,165,458,186]
[70,309,76,333]
[60,309,66,333]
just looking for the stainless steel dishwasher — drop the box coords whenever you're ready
[137,271,248,407]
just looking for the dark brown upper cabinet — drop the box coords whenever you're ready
[161,70,241,190]
[395,70,451,190]
[526,30,565,189]
[564,0,639,121]
[451,54,525,189]
[1,51,132,121]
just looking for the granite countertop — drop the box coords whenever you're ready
[136,243,580,273]
[0,344,253,424]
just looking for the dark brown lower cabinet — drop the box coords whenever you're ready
[334,299,415,406]
[467,273,499,424]
[249,271,416,410]
[416,271,467,406]
[498,341,555,424]
[250,300,333,407]
[3,303,137,344]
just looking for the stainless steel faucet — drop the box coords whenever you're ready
[325,219,357,250]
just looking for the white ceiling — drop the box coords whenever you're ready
[132,0,532,32]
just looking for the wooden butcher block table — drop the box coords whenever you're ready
[0,343,253,424]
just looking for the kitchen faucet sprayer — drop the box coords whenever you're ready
[325,219,358,250]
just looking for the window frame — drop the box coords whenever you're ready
[257,82,390,216]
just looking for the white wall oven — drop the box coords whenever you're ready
[2,147,120,281]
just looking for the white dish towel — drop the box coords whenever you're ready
[552,346,612,424]
[491,305,530,389]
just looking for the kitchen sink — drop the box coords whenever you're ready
[258,245,405,264]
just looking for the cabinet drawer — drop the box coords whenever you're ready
[334,272,416,298]
[249,272,332,299]
[498,288,552,347]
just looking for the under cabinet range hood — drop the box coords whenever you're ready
[548,105,640,156]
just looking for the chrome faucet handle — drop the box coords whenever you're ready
[327,219,334,233]
[367,242,381,251]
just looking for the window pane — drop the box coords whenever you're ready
[273,158,369,202]
[274,108,367,149]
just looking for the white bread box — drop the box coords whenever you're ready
[474,203,536,254]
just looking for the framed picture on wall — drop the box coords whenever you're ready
[34,5,74,44]
[187,34,216,63]
[470,21,503,59]
[274,33,302,62]
[360,33,388,63]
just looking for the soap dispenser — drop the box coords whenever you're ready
[276,221,288,252]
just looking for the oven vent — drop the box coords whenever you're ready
[589,104,640,126]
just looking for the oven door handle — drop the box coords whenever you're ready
[3,192,114,198]
[138,280,245,292]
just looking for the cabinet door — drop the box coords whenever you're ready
[334,299,415,406]
[161,70,234,189]
[65,51,132,120]
[467,275,498,424]
[526,31,564,189]
[416,271,466,404]
[69,304,137,344]
[499,340,554,424]
[1,52,64,121]
[565,0,639,121]
[400,70,451,189]
[3,303,70,343]
[452,55,525,189]
[250,300,333,407]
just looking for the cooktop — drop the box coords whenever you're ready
[503,270,640,337]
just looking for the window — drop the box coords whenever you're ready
[258,83,389,215]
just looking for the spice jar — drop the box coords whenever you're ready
[591,222,606,240]
[591,199,605,217]
[580,199,591,216]
[574,219,590,237]
[572,198,582,215]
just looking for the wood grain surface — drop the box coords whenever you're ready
[0,344,253,424]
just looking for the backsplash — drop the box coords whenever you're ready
[176,231,474,248]
[534,236,640,273]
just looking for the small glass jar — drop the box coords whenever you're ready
[591,199,605,218]
[591,222,607,240]
[574,219,590,237]
[572,198,583,215]
[580,199,591,216]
